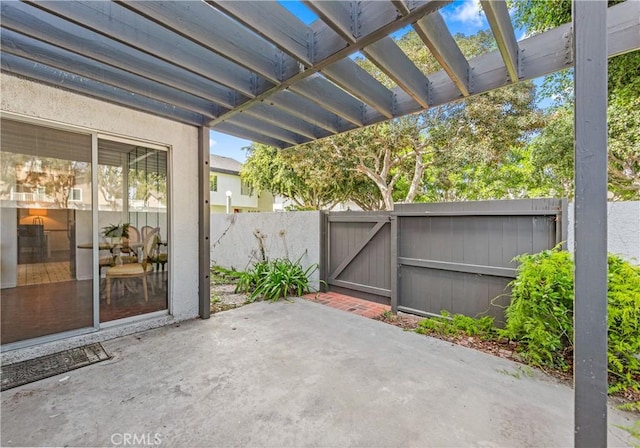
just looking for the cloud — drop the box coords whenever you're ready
[445,0,485,28]
[209,138,217,148]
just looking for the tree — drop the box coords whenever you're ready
[97,165,123,210]
[241,143,378,210]
[526,106,574,198]
[511,0,640,199]
[327,115,429,210]
[420,80,543,201]
[242,30,544,208]
[605,94,640,198]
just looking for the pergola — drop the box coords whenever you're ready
[1,0,639,445]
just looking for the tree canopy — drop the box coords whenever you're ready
[512,0,640,199]
[242,30,544,210]
[242,6,639,208]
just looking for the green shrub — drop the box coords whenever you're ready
[235,258,318,302]
[607,255,640,393]
[503,247,640,393]
[502,248,574,370]
[416,310,497,340]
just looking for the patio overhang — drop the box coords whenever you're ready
[1,1,639,446]
[0,1,637,148]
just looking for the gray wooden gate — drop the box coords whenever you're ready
[323,199,567,323]
[324,212,393,305]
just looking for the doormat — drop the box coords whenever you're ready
[1,343,110,391]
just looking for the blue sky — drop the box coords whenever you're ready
[211,0,534,163]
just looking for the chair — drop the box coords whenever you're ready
[98,242,116,277]
[140,225,155,242]
[105,227,160,304]
[151,239,168,284]
[118,225,140,264]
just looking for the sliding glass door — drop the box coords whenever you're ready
[0,118,169,347]
[0,118,94,344]
[97,138,168,322]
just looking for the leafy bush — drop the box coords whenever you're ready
[503,247,640,393]
[416,310,497,340]
[235,258,318,302]
[502,248,574,370]
[607,256,640,393]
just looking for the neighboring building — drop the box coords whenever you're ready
[209,154,273,213]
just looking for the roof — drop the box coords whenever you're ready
[210,154,242,176]
[2,1,638,149]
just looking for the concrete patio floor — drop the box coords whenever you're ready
[1,299,637,447]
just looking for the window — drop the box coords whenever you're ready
[210,173,218,192]
[241,180,253,196]
[69,187,82,202]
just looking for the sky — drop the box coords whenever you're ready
[211,0,534,163]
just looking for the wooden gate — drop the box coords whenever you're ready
[323,212,392,305]
[323,199,566,323]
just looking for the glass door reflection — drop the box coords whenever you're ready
[0,118,94,344]
[97,139,168,322]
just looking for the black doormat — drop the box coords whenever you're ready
[1,343,110,391]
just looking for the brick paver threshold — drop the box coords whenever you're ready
[303,292,390,319]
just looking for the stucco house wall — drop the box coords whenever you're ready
[567,201,640,263]
[1,74,200,322]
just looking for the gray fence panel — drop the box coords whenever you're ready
[325,199,565,322]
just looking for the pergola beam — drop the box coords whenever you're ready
[365,2,638,130]
[244,104,330,141]
[26,0,267,97]
[118,1,300,84]
[0,2,241,109]
[290,75,365,126]
[207,0,447,127]
[1,30,221,119]
[206,1,313,66]
[304,1,355,44]
[322,59,395,118]
[0,53,205,126]
[212,122,288,149]
[266,91,351,135]
[363,37,431,108]
[226,115,311,146]
[413,12,470,96]
[480,0,520,82]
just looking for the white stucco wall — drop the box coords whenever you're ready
[1,74,200,320]
[211,211,322,290]
[567,201,640,264]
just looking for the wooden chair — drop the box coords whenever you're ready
[99,243,116,277]
[140,225,155,242]
[119,225,140,264]
[105,228,159,304]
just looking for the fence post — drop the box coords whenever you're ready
[390,215,398,313]
[319,211,328,292]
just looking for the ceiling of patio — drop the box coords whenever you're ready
[1,1,638,148]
